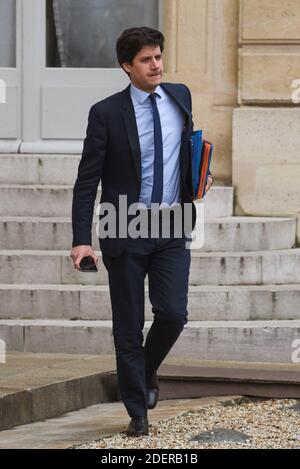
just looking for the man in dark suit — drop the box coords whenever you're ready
[70,27,213,437]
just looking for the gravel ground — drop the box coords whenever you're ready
[75,398,300,450]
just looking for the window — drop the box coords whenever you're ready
[46,0,160,68]
[0,0,16,67]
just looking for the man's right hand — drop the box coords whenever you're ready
[70,245,98,271]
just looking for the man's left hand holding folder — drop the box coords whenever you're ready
[205,174,214,194]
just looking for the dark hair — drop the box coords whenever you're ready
[116,27,164,74]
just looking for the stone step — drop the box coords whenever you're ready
[1,249,300,286]
[158,360,300,401]
[1,284,300,321]
[0,395,245,449]
[1,319,299,363]
[0,184,233,218]
[0,351,299,438]
[0,352,117,432]
[0,216,296,252]
[0,154,80,186]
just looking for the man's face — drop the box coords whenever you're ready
[122,45,163,92]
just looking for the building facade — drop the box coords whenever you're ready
[1,0,300,240]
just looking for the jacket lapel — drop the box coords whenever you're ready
[160,83,191,129]
[160,83,192,171]
[122,85,141,184]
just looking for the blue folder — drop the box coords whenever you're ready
[190,130,213,199]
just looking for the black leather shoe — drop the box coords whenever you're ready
[126,416,149,437]
[147,387,159,409]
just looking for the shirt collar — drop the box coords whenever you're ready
[130,83,162,104]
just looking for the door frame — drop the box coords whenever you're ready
[0,0,164,154]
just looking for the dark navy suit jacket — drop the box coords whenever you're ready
[72,82,198,257]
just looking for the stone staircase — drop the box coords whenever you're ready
[0,154,300,363]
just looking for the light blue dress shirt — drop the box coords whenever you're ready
[130,83,185,208]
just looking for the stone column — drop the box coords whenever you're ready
[233,0,300,242]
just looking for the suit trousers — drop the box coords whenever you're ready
[101,210,191,417]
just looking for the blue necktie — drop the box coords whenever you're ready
[149,93,163,205]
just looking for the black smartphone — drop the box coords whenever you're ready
[79,256,98,272]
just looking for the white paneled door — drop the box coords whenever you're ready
[0,0,162,153]
[0,0,20,151]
